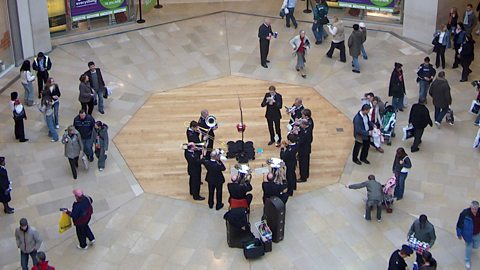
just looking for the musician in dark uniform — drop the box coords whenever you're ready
[280,134,298,196]
[227,175,253,207]
[261,86,283,147]
[262,173,288,204]
[184,143,205,201]
[186,121,201,144]
[288,97,304,124]
[203,151,226,210]
[258,18,274,68]
[199,109,216,159]
[298,109,314,183]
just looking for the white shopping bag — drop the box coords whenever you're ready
[402,125,415,141]
[82,154,89,170]
[470,100,480,114]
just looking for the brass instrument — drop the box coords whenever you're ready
[206,115,217,128]
[181,142,205,150]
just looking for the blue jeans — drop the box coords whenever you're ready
[45,114,58,141]
[312,22,326,43]
[394,172,408,199]
[352,56,360,71]
[96,88,104,112]
[361,45,368,59]
[392,96,404,112]
[466,233,480,264]
[22,82,34,106]
[434,107,448,123]
[82,137,94,160]
[418,80,429,101]
[475,113,480,125]
[21,250,38,270]
[53,101,60,126]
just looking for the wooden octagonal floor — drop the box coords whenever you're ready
[114,76,353,207]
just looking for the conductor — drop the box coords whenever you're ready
[261,85,283,147]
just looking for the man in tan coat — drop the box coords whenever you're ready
[326,17,346,62]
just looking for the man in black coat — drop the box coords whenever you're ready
[258,18,274,68]
[0,157,14,214]
[352,104,372,165]
[460,34,476,82]
[186,121,201,144]
[429,71,452,126]
[297,112,314,183]
[184,143,204,201]
[262,173,288,204]
[227,175,253,206]
[203,151,226,210]
[280,134,299,196]
[84,61,106,114]
[261,86,283,147]
[408,98,433,152]
[388,62,406,112]
[32,52,52,99]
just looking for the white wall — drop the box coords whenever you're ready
[403,0,438,44]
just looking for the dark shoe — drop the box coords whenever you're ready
[375,147,384,153]
[89,157,94,162]
[315,41,321,45]
[353,159,362,165]
[398,108,404,112]
[19,139,29,143]
[352,70,360,73]
[216,203,224,210]
[297,179,307,183]
[193,196,205,201]
[460,79,467,82]
[268,141,274,145]
[360,159,370,164]
[452,65,458,69]
[266,60,270,63]
[261,64,268,68]
[294,24,298,29]
[411,148,419,153]
[286,24,290,28]
[4,209,14,214]
[296,68,300,71]
[326,54,332,59]
[99,110,105,114]
[209,205,213,209]
[301,74,306,78]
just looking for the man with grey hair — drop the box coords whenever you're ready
[346,175,383,222]
[457,200,480,270]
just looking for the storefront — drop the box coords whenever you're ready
[326,0,403,24]
[47,0,136,36]
[0,1,15,77]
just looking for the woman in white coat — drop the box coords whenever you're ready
[289,30,311,78]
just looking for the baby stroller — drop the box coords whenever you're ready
[381,104,397,145]
[382,176,397,213]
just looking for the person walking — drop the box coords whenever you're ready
[432,24,450,69]
[392,147,412,200]
[408,98,433,152]
[84,61,106,114]
[359,22,368,60]
[258,18,274,68]
[93,121,109,171]
[203,151,226,210]
[352,104,372,165]
[388,245,414,270]
[289,30,311,78]
[452,23,466,69]
[62,125,83,180]
[456,200,480,270]
[388,62,406,112]
[0,157,14,214]
[459,33,475,82]
[40,92,58,142]
[407,214,437,266]
[12,99,29,143]
[64,189,95,250]
[73,110,95,162]
[463,4,477,35]
[78,74,95,115]
[31,251,55,270]
[416,57,436,102]
[281,0,297,29]
[43,77,61,129]
[312,0,329,45]
[429,71,452,127]
[19,60,36,107]
[261,86,283,147]
[326,17,346,62]
[32,52,52,99]
[346,175,383,222]
[15,218,42,270]
[348,24,365,73]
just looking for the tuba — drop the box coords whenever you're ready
[206,115,217,128]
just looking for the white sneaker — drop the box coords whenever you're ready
[434,121,440,128]
[51,139,57,142]
[99,168,104,172]
[466,261,471,270]
[377,219,382,223]
[55,125,59,129]
[89,239,96,245]
[76,245,88,250]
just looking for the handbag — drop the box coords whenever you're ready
[470,100,480,114]
[243,238,265,259]
[82,153,89,170]
[402,124,415,141]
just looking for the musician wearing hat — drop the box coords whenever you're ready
[63,189,95,250]
[185,143,204,201]
[199,109,216,159]
[261,85,283,147]
[280,133,298,196]
[388,244,413,270]
[262,173,288,204]
[202,151,226,210]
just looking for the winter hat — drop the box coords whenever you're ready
[19,218,28,226]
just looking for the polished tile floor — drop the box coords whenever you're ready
[1,3,479,270]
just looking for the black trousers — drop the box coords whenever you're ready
[435,46,446,68]
[81,100,95,115]
[411,128,424,151]
[285,8,297,27]
[453,44,461,67]
[298,148,311,180]
[461,59,472,81]
[267,118,281,142]
[37,71,49,98]
[326,41,346,62]
[189,173,201,198]
[365,201,382,220]
[68,157,79,179]
[352,139,370,161]
[286,167,297,196]
[14,119,25,140]
[75,223,95,248]
[208,182,223,208]
[259,39,270,65]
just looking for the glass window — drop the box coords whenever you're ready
[0,1,14,76]
[326,0,403,24]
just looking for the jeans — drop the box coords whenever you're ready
[365,200,381,220]
[312,22,326,43]
[394,172,408,199]
[475,113,480,125]
[96,88,104,112]
[20,250,38,270]
[76,223,95,248]
[45,114,58,141]
[81,137,94,161]
[418,80,429,101]
[95,147,107,169]
[52,101,60,126]
[352,56,360,71]
[465,233,480,264]
[361,44,368,59]
[22,82,35,106]
[434,107,448,123]
[392,96,404,112]
[285,8,297,27]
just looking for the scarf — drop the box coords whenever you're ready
[464,10,472,25]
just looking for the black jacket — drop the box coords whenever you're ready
[227,182,252,200]
[298,126,313,154]
[416,63,436,83]
[261,93,283,120]
[42,84,61,101]
[429,78,452,109]
[198,116,215,138]
[281,144,298,176]
[184,150,201,177]
[388,70,406,98]
[262,182,286,200]
[0,166,11,203]
[258,23,273,41]
[186,128,201,143]
[203,159,226,185]
[32,56,52,73]
[84,68,106,91]
[353,112,371,141]
[460,39,475,62]
[73,115,96,139]
[409,103,432,129]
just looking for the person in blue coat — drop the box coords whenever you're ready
[456,201,480,270]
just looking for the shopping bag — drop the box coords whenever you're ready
[403,95,408,108]
[402,125,415,141]
[446,108,454,125]
[82,153,89,170]
[58,212,72,234]
[470,100,480,114]
[474,129,480,149]
[107,87,113,96]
